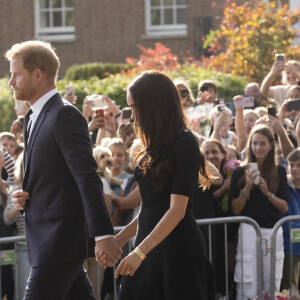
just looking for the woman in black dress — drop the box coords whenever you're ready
[112,71,215,300]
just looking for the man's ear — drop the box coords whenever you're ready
[33,68,43,81]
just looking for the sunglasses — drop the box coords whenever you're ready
[179,89,189,97]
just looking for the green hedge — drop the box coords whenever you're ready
[0,66,247,132]
[0,78,17,133]
[64,62,134,80]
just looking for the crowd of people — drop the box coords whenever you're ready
[0,39,300,300]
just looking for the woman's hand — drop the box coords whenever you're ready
[115,251,142,278]
[233,95,244,112]
[245,169,256,191]
[258,176,269,196]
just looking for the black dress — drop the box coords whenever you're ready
[119,131,215,300]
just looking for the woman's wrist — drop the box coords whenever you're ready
[268,192,275,202]
[133,247,146,261]
[241,187,250,198]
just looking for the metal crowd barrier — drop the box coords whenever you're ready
[0,235,26,300]
[196,216,263,300]
[270,215,300,300]
[0,216,284,300]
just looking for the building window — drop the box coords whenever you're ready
[268,0,289,9]
[34,0,75,42]
[145,0,187,37]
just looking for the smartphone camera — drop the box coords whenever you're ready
[122,107,132,119]
[267,106,277,117]
[275,53,285,63]
[217,104,226,113]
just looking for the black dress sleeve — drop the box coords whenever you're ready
[171,132,201,197]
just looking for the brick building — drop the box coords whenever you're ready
[0,0,299,78]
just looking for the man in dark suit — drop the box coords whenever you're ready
[5,41,122,299]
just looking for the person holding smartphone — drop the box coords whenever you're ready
[261,57,300,106]
[194,80,218,106]
[230,124,289,299]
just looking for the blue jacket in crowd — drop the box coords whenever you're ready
[282,181,300,256]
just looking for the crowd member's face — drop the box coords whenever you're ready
[197,87,218,103]
[1,137,16,157]
[245,85,261,102]
[110,146,126,172]
[9,56,37,103]
[284,121,295,136]
[177,84,190,105]
[251,133,272,162]
[244,112,258,134]
[226,147,238,162]
[202,142,224,171]
[289,159,300,181]
[10,120,23,136]
[288,88,300,100]
[127,91,136,121]
[285,65,299,85]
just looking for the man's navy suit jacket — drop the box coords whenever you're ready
[22,93,114,267]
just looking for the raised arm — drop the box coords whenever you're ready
[233,96,247,152]
[261,61,284,98]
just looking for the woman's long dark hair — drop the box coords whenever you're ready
[128,70,211,190]
[242,124,278,193]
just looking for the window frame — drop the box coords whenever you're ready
[34,0,75,42]
[145,0,187,37]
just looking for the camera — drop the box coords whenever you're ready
[275,53,285,63]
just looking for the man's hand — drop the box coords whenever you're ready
[95,236,122,267]
[11,190,29,210]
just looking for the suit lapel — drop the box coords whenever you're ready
[23,94,60,176]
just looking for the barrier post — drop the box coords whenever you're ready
[196,216,263,300]
[270,215,300,300]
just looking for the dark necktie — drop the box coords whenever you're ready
[24,109,33,145]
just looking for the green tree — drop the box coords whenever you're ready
[203,1,300,82]
[0,78,15,132]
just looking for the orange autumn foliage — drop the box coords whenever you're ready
[203,1,300,82]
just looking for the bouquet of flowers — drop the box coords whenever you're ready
[253,291,290,300]
[223,159,242,178]
[186,104,213,137]
[219,159,241,213]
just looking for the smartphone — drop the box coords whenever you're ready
[287,98,300,112]
[235,96,254,108]
[95,108,104,117]
[87,94,106,109]
[267,106,277,117]
[275,53,285,63]
[249,162,259,185]
[217,104,226,113]
[95,108,105,128]
[122,107,132,119]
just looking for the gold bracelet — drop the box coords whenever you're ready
[133,247,146,261]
